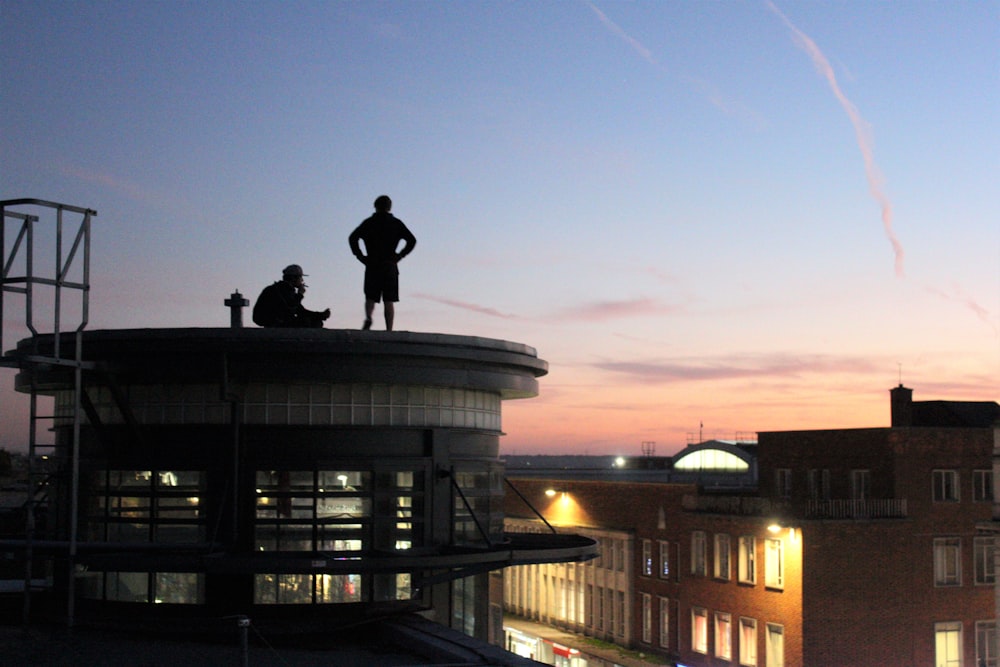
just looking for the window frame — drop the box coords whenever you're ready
[739,617,758,666]
[714,533,731,580]
[641,538,653,577]
[738,535,757,585]
[764,537,784,590]
[975,536,996,586]
[691,531,707,577]
[715,612,733,660]
[934,537,962,587]
[974,469,994,502]
[933,469,960,502]
[692,606,708,654]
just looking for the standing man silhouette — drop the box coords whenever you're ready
[348,195,417,331]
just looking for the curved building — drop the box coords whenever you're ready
[11,327,594,640]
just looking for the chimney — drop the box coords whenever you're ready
[890,384,913,427]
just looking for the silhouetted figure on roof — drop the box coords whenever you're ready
[348,195,417,331]
[252,264,330,328]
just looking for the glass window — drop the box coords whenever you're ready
[641,593,652,643]
[692,607,708,654]
[935,621,962,667]
[659,540,671,579]
[976,620,998,667]
[642,539,653,576]
[766,623,784,667]
[765,538,784,589]
[738,536,756,584]
[714,534,731,580]
[775,469,792,498]
[659,597,670,648]
[692,531,707,576]
[740,617,758,666]
[934,537,962,586]
[715,612,733,660]
[807,469,830,500]
[974,470,994,502]
[975,537,996,585]
[850,469,870,501]
[933,470,960,502]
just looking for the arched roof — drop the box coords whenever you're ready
[672,440,754,472]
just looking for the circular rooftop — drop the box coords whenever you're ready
[15,328,548,399]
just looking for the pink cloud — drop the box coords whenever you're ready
[556,297,677,322]
[593,352,881,383]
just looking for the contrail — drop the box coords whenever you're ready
[767,1,905,277]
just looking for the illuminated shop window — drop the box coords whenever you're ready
[253,573,362,604]
[88,470,205,544]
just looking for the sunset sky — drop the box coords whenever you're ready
[2,1,997,456]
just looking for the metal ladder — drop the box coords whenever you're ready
[1,198,96,626]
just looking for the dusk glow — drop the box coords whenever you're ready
[2,1,997,456]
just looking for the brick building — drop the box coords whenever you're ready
[504,386,999,666]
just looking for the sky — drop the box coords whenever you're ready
[2,0,998,457]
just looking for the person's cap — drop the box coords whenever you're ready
[282,264,307,277]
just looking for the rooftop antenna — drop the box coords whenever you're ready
[641,441,656,457]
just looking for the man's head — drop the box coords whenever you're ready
[282,264,306,286]
[374,195,392,213]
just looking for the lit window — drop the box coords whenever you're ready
[934,537,962,586]
[642,539,653,577]
[659,540,671,579]
[975,537,995,585]
[974,470,994,502]
[739,617,758,666]
[738,536,756,584]
[715,612,733,660]
[766,623,784,667]
[936,621,962,667]
[933,470,960,502]
[692,531,707,576]
[714,534,731,580]
[692,607,708,654]
[764,538,784,589]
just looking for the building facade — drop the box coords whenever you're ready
[505,386,999,666]
[8,327,594,643]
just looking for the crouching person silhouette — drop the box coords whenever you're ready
[253,264,330,328]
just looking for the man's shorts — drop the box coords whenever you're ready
[364,262,399,303]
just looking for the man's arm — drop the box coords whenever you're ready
[348,224,367,263]
[396,223,416,261]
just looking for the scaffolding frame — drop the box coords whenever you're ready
[1,198,96,627]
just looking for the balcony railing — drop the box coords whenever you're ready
[683,495,908,519]
[806,499,907,519]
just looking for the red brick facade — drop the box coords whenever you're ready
[505,420,996,666]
